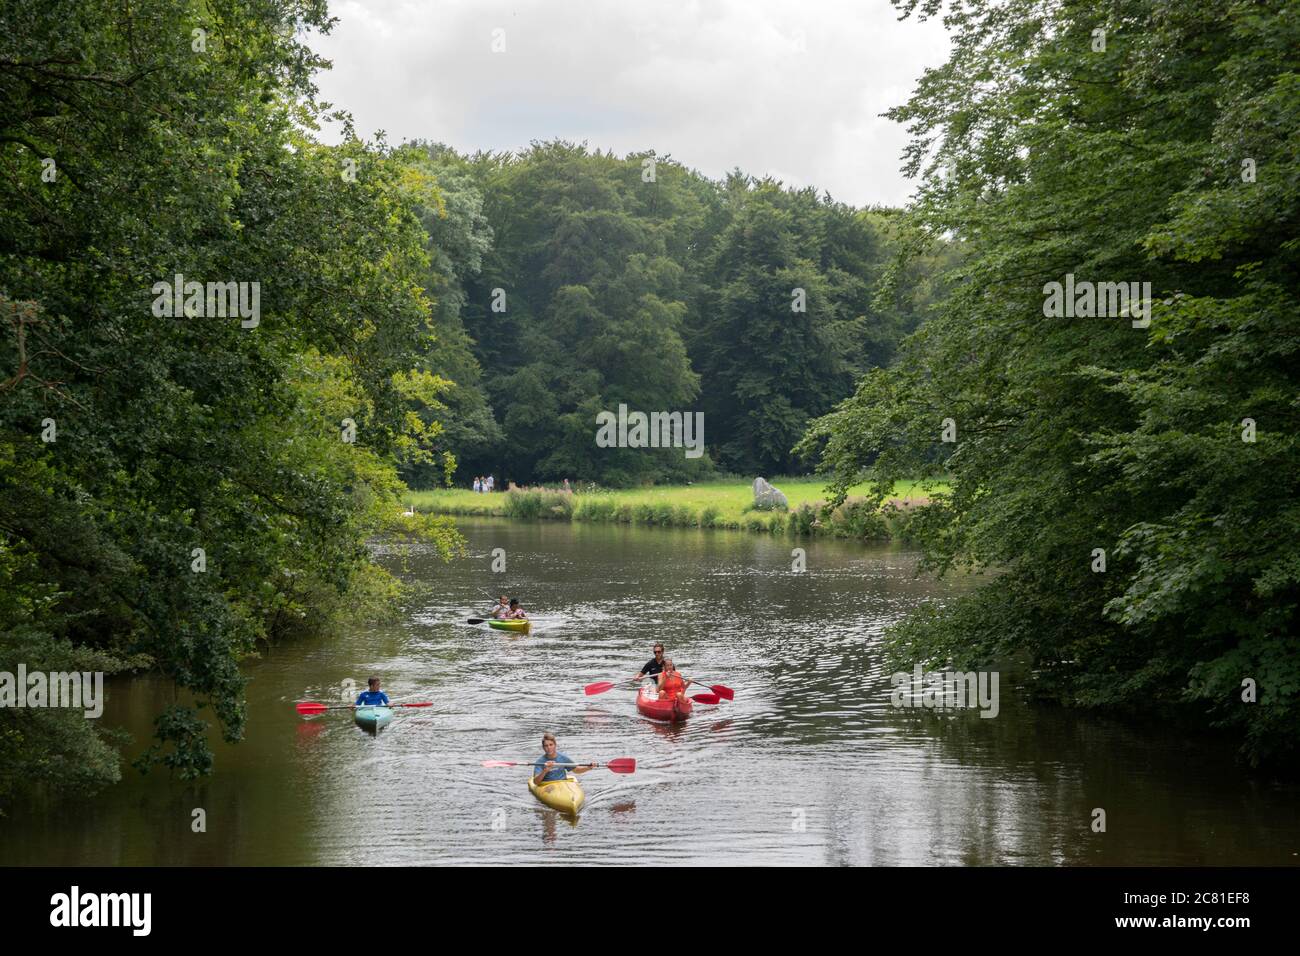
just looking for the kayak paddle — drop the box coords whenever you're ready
[583,679,640,696]
[585,677,733,700]
[690,679,734,701]
[482,758,637,774]
[690,693,721,705]
[295,701,432,716]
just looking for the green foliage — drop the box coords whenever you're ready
[400,143,939,486]
[0,0,465,802]
[502,488,574,520]
[801,0,1300,766]
[392,143,503,485]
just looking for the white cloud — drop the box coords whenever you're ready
[308,0,950,207]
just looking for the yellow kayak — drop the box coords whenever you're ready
[528,772,585,815]
[488,618,531,634]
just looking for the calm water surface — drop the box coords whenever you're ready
[3,519,1296,865]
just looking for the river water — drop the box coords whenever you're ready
[3,518,1296,865]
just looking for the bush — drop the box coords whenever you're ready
[505,489,573,521]
[575,495,617,522]
[830,498,890,540]
[789,503,817,535]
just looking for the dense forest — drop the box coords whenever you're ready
[801,0,1300,766]
[397,142,944,488]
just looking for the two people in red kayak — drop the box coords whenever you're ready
[634,642,693,703]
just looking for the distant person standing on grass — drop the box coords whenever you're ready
[473,476,481,493]
[487,474,495,492]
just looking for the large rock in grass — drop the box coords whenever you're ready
[752,477,788,511]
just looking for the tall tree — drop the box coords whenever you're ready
[0,0,463,803]
[800,0,1300,766]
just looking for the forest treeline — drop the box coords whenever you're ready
[397,142,949,488]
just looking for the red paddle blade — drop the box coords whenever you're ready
[709,684,735,701]
[397,702,432,708]
[605,758,636,774]
[691,693,721,705]
[481,760,518,768]
[584,681,616,696]
[296,702,328,715]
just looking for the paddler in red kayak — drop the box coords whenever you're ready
[656,659,693,703]
[634,643,667,686]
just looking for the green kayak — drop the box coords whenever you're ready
[488,618,531,634]
[354,705,393,731]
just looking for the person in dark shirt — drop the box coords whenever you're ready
[354,676,390,707]
[635,643,666,685]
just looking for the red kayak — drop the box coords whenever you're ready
[636,685,693,723]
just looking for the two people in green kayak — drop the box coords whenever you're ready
[533,732,596,784]
[635,643,693,702]
[489,595,528,620]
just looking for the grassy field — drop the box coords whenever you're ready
[406,477,948,539]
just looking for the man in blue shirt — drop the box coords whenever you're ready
[532,732,596,784]
[354,676,390,707]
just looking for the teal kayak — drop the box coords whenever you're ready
[354,705,393,731]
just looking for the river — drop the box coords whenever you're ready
[3,518,1296,865]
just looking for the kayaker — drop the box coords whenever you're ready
[489,595,510,619]
[635,643,667,685]
[354,676,390,707]
[532,732,596,784]
[506,598,527,620]
[656,659,693,702]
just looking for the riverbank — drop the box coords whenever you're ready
[406,478,946,540]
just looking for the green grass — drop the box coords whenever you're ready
[404,477,947,539]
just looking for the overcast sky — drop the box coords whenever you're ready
[307,0,950,209]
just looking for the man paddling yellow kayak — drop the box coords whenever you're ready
[532,732,596,785]
[531,732,595,814]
